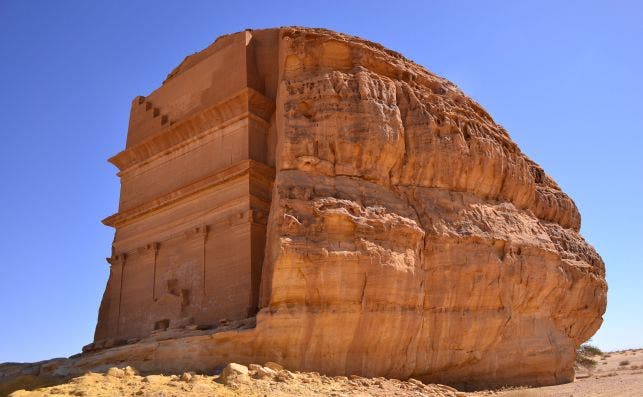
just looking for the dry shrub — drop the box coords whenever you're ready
[575,343,602,370]
[578,344,603,356]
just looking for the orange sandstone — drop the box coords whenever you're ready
[80,27,606,389]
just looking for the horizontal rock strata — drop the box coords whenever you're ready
[18,27,606,390]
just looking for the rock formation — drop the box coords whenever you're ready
[75,27,607,389]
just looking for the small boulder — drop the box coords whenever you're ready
[275,370,294,382]
[218,363,249,385]
[264,361,283,371]
[408,378,423,387]
[106,367,125,378]
[253,366,276,379]
[142,374,167,384]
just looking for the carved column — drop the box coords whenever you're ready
[136,243,160,301]
[184,225,209,296]
[106,253,127,336]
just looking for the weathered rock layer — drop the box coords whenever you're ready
[16,27,606,390]
[251,28,606,388]
[259,30,606,383]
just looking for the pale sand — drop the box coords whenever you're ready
[8,349,642,397]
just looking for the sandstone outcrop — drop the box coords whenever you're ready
[5,27,607,391]
[247,27,605,388]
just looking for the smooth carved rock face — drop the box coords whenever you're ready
[93,27,606,389]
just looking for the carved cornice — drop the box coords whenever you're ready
[102,159,275,228]
[110,208,270,259]
[106,253,127,266]
[109,88,275,172]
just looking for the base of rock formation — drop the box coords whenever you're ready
[4,362,466,397]
[6,349,643,397]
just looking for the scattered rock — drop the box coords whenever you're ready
[142,374,166,384]
[264,361,284,371]
[105,367,125,378]
[253,366,276,379]
[408,378,424,387]
[218,363,249,385]
[275,370,294,382]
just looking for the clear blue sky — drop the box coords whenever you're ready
[1,1,641,363]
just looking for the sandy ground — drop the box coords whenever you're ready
[5,349,642,397]
[475,348,643,397]
[6,365,465,397]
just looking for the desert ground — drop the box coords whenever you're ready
[3,348,640,397]
[485,347,643,397]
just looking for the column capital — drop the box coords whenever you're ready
[137,242,160,255]
[184,224,209,240]
[106,253,127,266]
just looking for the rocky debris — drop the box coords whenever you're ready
[141,374,166,384]
[104,366,136,379]
[248,364,277,379]
[180,371,192,382]
[264,361,284,371]
[275,369,295,382]
[105,367,125,378]
[218,363,250,385]
[8,363,468,396]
